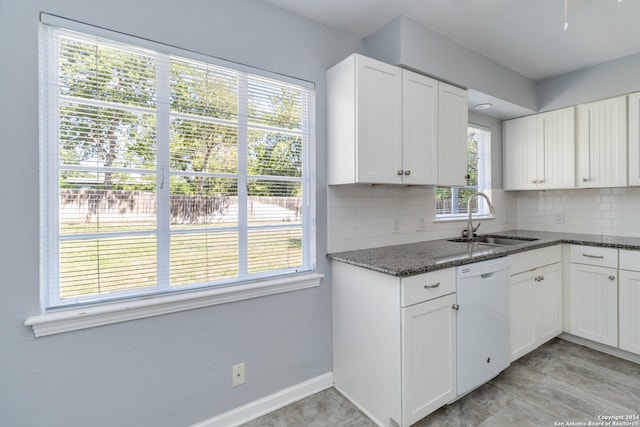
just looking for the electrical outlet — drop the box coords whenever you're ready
[232,363,245,387]
[415,217,426,232]
[393,217,400,234]
[554,212,565,224]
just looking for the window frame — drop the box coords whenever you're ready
[36,14,319,326]
[435,124,492,221]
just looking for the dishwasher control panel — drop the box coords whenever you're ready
[457,256,511,279]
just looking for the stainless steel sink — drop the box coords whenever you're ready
[447,235,539,247]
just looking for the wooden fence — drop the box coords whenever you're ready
[59,189,301,224]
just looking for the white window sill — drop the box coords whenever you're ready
[433,214,496,223]
[25,272,323,337]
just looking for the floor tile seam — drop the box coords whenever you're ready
[465,384,519,417]
[516,379,594,422]
[532,371,639,419]
[558,359,640,395]
[490,396,563,426]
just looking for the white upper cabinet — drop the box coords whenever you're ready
[327,54,402,185]
[576,96,627,188]
[327,54,467,186]
[503,107,575,190]
[402,70,438,185]
[627,92,640,186]
[438,83,468,187]
[504,115,538,190]
[537,108,576,189]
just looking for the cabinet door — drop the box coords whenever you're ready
[510,270,536,361]
[355,55,402,184]
[402,70,438,185]
[511,263,563,362]
[628,92,640,186]
[503,115,538,190]
[619,270,640,355]
[538,108,575,189]
[402,293,456,426]
[576,96,627,188]
[569,263,618,347]
[535,263,563,344]
[437,83,467,186]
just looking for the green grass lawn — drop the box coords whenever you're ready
[59,227,302,299]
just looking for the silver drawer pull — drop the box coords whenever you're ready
[424,282,441,289]
[451,304,459,311]
[609,275,616,281]
[582,253,604,259]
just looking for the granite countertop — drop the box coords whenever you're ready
[327,230,640,277]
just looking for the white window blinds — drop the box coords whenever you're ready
[40,17,316,309]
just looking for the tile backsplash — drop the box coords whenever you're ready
[327,185,517,253]
[327,184,640,253]
[516,187,640,237]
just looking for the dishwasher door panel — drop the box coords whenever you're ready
[457,260,510,396]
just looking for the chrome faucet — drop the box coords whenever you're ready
[463,192,495,239]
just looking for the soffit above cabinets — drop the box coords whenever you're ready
[263,0,640,82]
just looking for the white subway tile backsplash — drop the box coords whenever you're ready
[328,186,516,252]
[516,187,640,237]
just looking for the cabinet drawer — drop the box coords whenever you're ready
[570,245,618,268]
[401,268,455,307]
[619,249,640,271]
[510,245,562,275]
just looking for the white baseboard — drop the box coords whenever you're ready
[332,385,387,427]
[192,372,334,427]
[559,333,640,364]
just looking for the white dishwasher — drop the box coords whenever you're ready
[456,256,511,396]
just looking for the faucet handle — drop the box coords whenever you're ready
[473,223,481,233]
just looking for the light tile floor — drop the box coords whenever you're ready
[242,338,640,426]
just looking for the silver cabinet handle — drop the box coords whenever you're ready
[582,253,604,259]
[609,275,616,281]
[582,177,589,182]
[539,179,544,184]
[424,282,440,289]
[452,304,459,311]
[531,180,537,184]
[404,170,411,176]
[397,170,404,175]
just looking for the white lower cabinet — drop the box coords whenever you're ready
[332,261,456,427]
[568,246,618,347]
[509,246,562,361]
[619,270,640,355]
[510,263,562,361]
[402,293,456,425]
[619,250,640,356]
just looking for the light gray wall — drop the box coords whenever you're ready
[537,51,640,112]
[469,111,504,190]
[364,16,538,112]
[0,1,361,426]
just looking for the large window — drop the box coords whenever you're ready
[436,125,491,218]
[40,20,315,309]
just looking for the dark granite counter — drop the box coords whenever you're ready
[327,230,640,277]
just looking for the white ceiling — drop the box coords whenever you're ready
[264,0,640,81]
